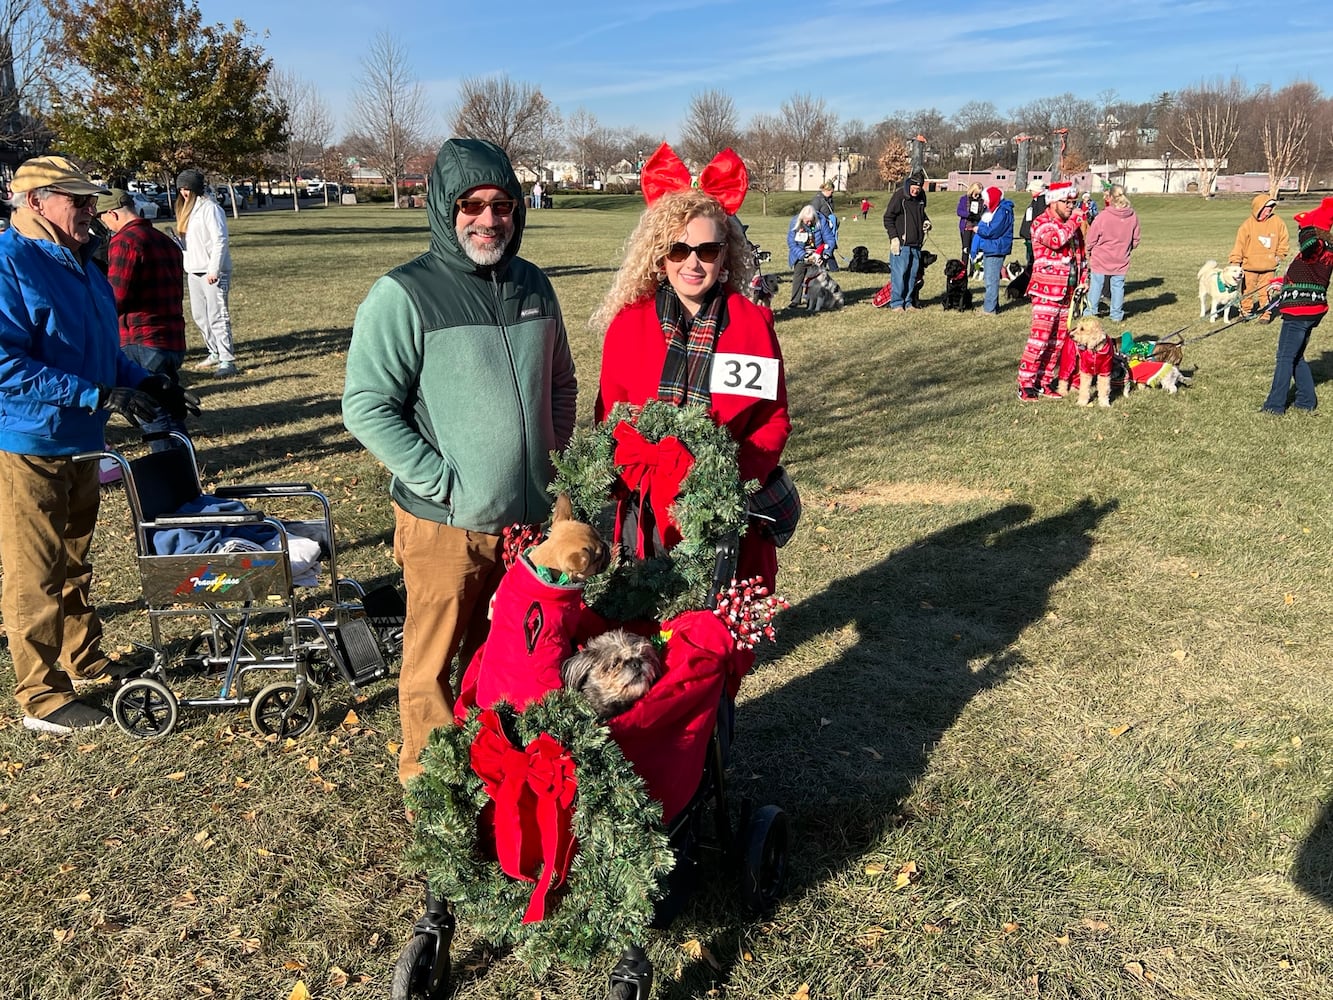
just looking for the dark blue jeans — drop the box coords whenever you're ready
[1262,314,1321,413]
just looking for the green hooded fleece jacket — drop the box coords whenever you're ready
[342,139,577,533]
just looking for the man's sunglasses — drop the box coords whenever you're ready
[54,191,98,209]
[456,197,518,217]
[665,241,726,263]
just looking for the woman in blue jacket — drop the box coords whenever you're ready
[969,186,1015,316]
[786,205,834,308]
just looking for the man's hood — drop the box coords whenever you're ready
[427,138,526,271]
[1250,192,1277,219]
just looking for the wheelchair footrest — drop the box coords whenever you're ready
[335,616,389,686]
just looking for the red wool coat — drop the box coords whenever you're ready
[595,289,791,586]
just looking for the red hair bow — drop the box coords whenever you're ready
[641,142,749,215]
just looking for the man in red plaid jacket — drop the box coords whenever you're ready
[97,188,187,382]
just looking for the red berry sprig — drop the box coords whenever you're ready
[502,523,545,569]
[713,576,789,650]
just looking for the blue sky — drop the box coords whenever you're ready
[197,0,1333,141]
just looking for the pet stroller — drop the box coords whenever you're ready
[80,432,403,739]
[744,235,780,309]
[392,402,790,1000]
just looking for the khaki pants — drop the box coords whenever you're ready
[393,503,504,785]
[1242,269,1277,313]
[0,451,106,718]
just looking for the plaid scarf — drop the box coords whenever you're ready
[656,283,727,407]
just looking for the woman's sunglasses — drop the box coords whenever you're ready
[456,197,518,217]
[665,241,726,264]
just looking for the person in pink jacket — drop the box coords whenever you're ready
[1084,185,1140,322]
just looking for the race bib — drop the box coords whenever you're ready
[710,353,780,400]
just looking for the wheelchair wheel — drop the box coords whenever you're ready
[249,681,319,738]
[740,805,789,913]
[390,932,449,1000]
[111,677,180,739]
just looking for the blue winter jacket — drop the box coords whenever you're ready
[787,213,836,267]
[970,199,1016,257]
[0,226,149,456]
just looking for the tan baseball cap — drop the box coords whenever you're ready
[95,188,135,214]
[10,155,110,195]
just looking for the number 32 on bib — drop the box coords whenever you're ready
[709,353,781,401]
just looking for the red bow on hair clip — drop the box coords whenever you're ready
[640,142,749,215]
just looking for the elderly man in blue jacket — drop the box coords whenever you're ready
[0,155,195,733]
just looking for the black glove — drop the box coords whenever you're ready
[97,385,162,425]
[136,374,202,419]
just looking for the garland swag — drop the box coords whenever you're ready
[550,400,752,622]
[404,691,675,975]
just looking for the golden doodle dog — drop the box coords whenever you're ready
[1197,260,1244,323]
[525,494,610,582]
[1067,317,1116,407]
[561,629,663,720]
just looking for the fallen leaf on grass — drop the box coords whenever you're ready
[58,863,76,874]
[306,756,320,773]
[172,890,198,908]
[1285,593,1295,606]
[1080,918,1110,932]
[287,983,311,1000]
[863,863,885,876]
[52,927,74,944]
[791,985,811,999]
[861,746,883,760]
[340,709,361,730]
[166,771,187,781]
[680,939,721,971]
[1171,649,1187,662]
[1123,961,1156,983]
[1107,723,1134,737]
[386,741,401,756]
[892,861,919,891]
[328,966,349,986]
[1003,921,1020,934]
[283,960,306,971]
[1055,934,1070,946]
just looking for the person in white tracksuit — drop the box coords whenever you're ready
[174,168,236,377]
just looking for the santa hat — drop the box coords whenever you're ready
[984,186,1003,213]
[1294,196,1333,232]
[1046,180,1075,199]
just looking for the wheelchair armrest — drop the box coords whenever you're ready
[145,511,268,528]
[214,483,314,497]
[707,532,740,610]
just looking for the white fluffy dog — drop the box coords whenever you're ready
[1197,260,1244,323]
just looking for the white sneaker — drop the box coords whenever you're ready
[193,356,219,371]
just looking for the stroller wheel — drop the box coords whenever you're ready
[391,932,450,1000]
[111,677,180,739]
[740,805,789,913]
[249,681,319,738]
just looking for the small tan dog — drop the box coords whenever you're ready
[1068,317,1115,407]
[525,494,610,582]
[561,629,663,720]
[1197,260,1244,323]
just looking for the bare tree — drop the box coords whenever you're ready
[451,74,555,172]
[677,89,740,167]
[1162,76,1249,197]
[739,113,788,216]
[565,107,607,187]
[1,0,64,160]
[347,33,428,207]
[267,68,332,212]
[779,92,835,192]
[1256,81,1321,197]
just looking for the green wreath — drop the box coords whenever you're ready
[551,400,752,622]
[404,691,675,975]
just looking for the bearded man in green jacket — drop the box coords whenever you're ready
[343,138,578,787]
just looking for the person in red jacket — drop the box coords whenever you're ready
[592,145,791,588]
[1261,198,1333,415]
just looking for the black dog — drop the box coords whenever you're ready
[1004,261,1031,302]
[847,245,890,274]
[912,250,938,308]
[941,258,973,311]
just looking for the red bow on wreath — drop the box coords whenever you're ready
[612,421,695,557]
[469,709,578,924]
[640,142,749,215]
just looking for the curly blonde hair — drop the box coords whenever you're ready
[591,189,753,332]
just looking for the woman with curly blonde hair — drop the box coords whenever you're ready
[593,147,791,588]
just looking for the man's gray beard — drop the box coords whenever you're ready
[460,224,510,266]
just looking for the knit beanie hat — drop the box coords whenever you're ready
[984,187,1002,213]
[176,168,206,194]
[908,170,925,188]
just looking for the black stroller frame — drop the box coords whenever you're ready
[78,433,403,740]
[392,534,790,1000]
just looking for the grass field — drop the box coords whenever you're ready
[5,188,1333,999]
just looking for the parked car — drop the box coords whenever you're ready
[131,193,160,219]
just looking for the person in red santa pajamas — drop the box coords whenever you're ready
[1017,179,1088,401]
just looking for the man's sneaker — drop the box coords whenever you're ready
[193,356,219,371]
[1039,386,1066,400]
[214,362,238,378]
[1018,386,1040,402]
[23,699,111,734]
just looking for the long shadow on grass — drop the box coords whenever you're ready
[1295,797,1333,908]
